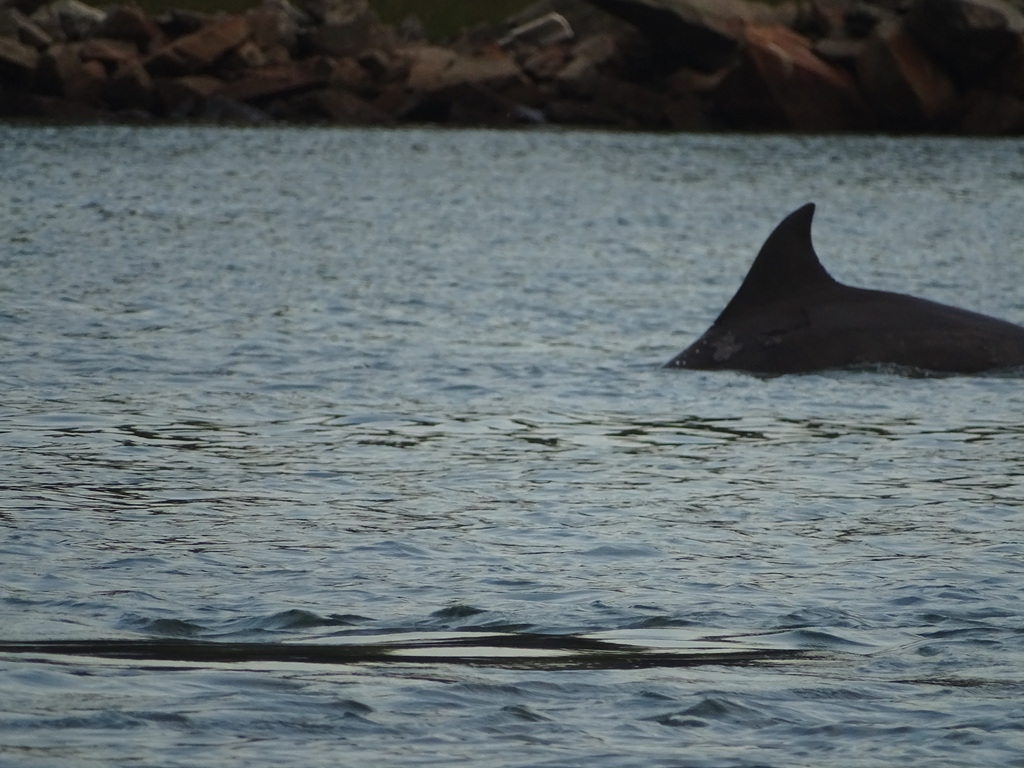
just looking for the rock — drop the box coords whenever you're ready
[402,45,522,93]
[80,37,138,67]
[245,2,300,54]
[574,72,667,125]
[92,5,163,54]
[717,25,873,131]
[905,0,1024,85]
[283,86,391,122]
[219,39,267,75]
[356,48,407,84]
[521,44,571,80]
[0,35,40,88]
[0,6,54,49]
[153,73,222,117]
[198,93,269,122]
[959,88,1024,132]
[299,0,363,25]
[153,9,212,39]
[843,1,898,38]
[103,58,154,110]
[661,80,712,129]
[216,57,331,103]
[304,13,372,57]
[1,90,109,119]
[813,36,867,70]
[37,42,107,102]
[856,21,957,129]
[584,0,774,72]
[300,0,391,57]
[29,0,105,42]
[556,32,617,84]
[546,96,625,124]
[980,32,1024,97]
[145,14,250,77]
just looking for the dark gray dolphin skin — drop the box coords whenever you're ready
[666,203,1024,374]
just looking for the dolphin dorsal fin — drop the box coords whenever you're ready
[717,203,837,322]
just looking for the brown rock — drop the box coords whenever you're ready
[661,89,710,130]
[245,3,299,54]
[92,5,162,53]
[856,21,957,129]
[980,33,1024,97]
[29,0,104,42]
[402,45,522,93]
[331,54,374,91]
[285,86,391,122]
[584,0,774,72]
[587,74,667,126]
[556,33,617,85]
[0,6,54,49]
[546,96,625,125]
[717,25,872,131]
[959,89,1024,133]
[372,81,409,114]
[80,37,138,67]
[396,81,543,125]
[103,58,154,109]
[813,36,867,70]
[356,48,407,84]
[145,14,249,77]
[2,91,109,119]
[0,35,40,88]
[153,73,222,116]
[217,58,331,103]
[220,39,267,73]
[301,0,391,57]
[905,0,1024,85]
[402,45,455,90]
[521,44,571,81]
[38,42,107,102]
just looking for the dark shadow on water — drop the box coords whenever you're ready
[0,630,813,671]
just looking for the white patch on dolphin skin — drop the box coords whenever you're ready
[712,333,743,362]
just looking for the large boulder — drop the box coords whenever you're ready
[401,45,522,93]
[93,5,163,54]
[583,0,774,72]
[980,32,1024,97]
[856,21,958,129]
[0,6,54,49]
[905,0,1024,85]
[29,0,104,42]
[958,89,1024,133]
[144,14,249,77]
[36,41,107,102]
[0,36,40,88]
[217,57,332,103]
[717,25,872,131]
[301,0,390,57]
[283,86,391,122]
[153,73,222,117]
[103,59,155,110]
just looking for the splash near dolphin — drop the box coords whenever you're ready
[665,203,1024,375]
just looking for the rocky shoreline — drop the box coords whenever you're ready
[1,0,1023,132]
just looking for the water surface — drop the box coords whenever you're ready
[2,126,1024,766]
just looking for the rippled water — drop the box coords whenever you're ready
[3,126,1024,766]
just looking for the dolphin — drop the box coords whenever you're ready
[666,203,1024,374]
